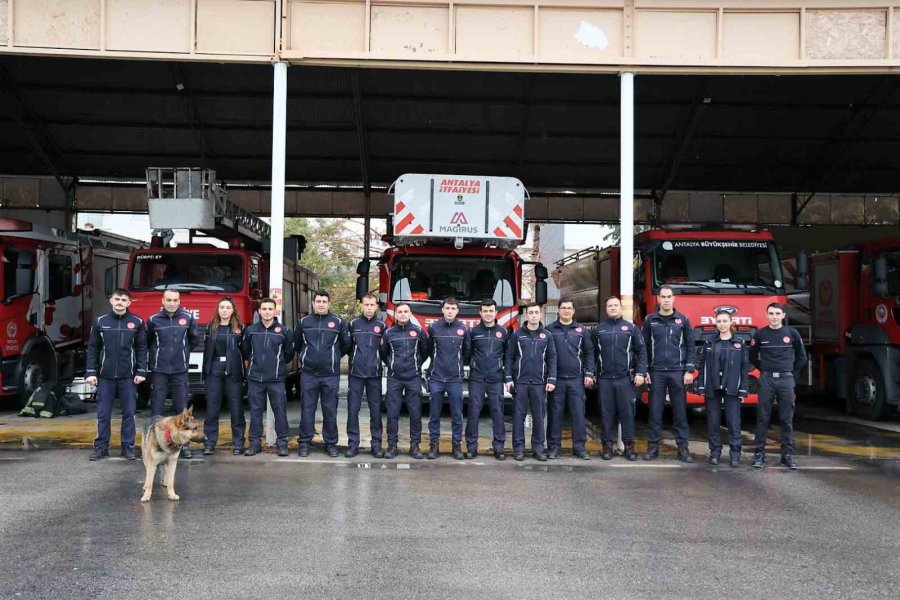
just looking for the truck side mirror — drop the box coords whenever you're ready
[355,276,369,300]
[534,263,548,281]
[535,280,548,305]
[873,256,889,296]
[356,259,371,276]
[795,250,809,291]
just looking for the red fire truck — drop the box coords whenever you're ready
[800,238,900,419]
[355,173,547,331]
[125,168,318,403]
[555,228,789,405]
[0,218,143,406]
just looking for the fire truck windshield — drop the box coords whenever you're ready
[130,253,244,292]
[651,239,783,293]
[390,256,515,307]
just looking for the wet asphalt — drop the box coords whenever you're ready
[2,384,900,599]
[2,441,899,598]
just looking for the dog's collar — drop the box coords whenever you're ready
[163,429,180,450]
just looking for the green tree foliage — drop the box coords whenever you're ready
[285,218,362,318]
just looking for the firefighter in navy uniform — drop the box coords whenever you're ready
[696,309,749,468]
[642,285,696,462]
[201,297,247,456]
[465,299,509,460]
[293,290,350,458]
[346,293,387,458]
[146,289,202,458]
[242,298,294,457]
[749,302,808,470]
[86,288,148,461]
[591,296,647,461]
[425,297,471,460]
[380,302,428,459]
[546,297,595,460]
[504,303,557,462]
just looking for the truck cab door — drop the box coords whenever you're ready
[39,248,80,345]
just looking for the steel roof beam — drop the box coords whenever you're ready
[350,71,370,196]
[169,63,215,163]
[652,78,711,206]
[796,77,900,219]
[0,64,77,222]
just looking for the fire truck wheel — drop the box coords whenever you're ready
[850,359,892,421]
[16,347,55,409]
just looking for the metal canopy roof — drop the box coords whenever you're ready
[2,54,900,199]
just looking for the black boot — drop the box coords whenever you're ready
[464,447,477,459]
[780,454,798,470]
[601,443,614,461]
[89,445,109,461]
[203,445,215,456]
[677,447,694,463]
[385,444,398,459]
[121,445,137,460]
[426,441,440,460]
[410,444,424,460]
[642,444,659,461]
[752,451,765,469]
[179,445,193,459]
[372,446,385,459]
[452,443,464,460]
[623,442,637,461]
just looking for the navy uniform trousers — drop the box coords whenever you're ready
[547,377,587,452]
[513,383,546,453]
[247,381,289,449]
[347,375,383,450]
[299,375,340,446]
[466,380,505,452]
[386,377,422,447]
[94,377,137,449]
[203,360,246,449]
[754,373,795,455]
[648,370,690,448]
[597,376,636,444]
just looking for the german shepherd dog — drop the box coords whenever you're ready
[141,407,204,502]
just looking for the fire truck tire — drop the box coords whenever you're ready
[15,347,56,409]
[850,359,892,421]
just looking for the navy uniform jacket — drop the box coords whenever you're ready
[592,317,648,379]
[201,324,245,382]
[242,319,294,382]
[749,326,807,373]
[348,315,386,378]
[147,308,201,374]
[86,310,148,379]
[642,310,696,372]
[293,313,350,377]
[469,322,509,383]
[425,319,471,383]
[697,337,749,398]
[380,321,427,381]
[547,319,595,379]
[505,325,558,385]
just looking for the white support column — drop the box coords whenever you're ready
[616,71,635,454]
[266,60,288,447]
[619,71,635,322]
